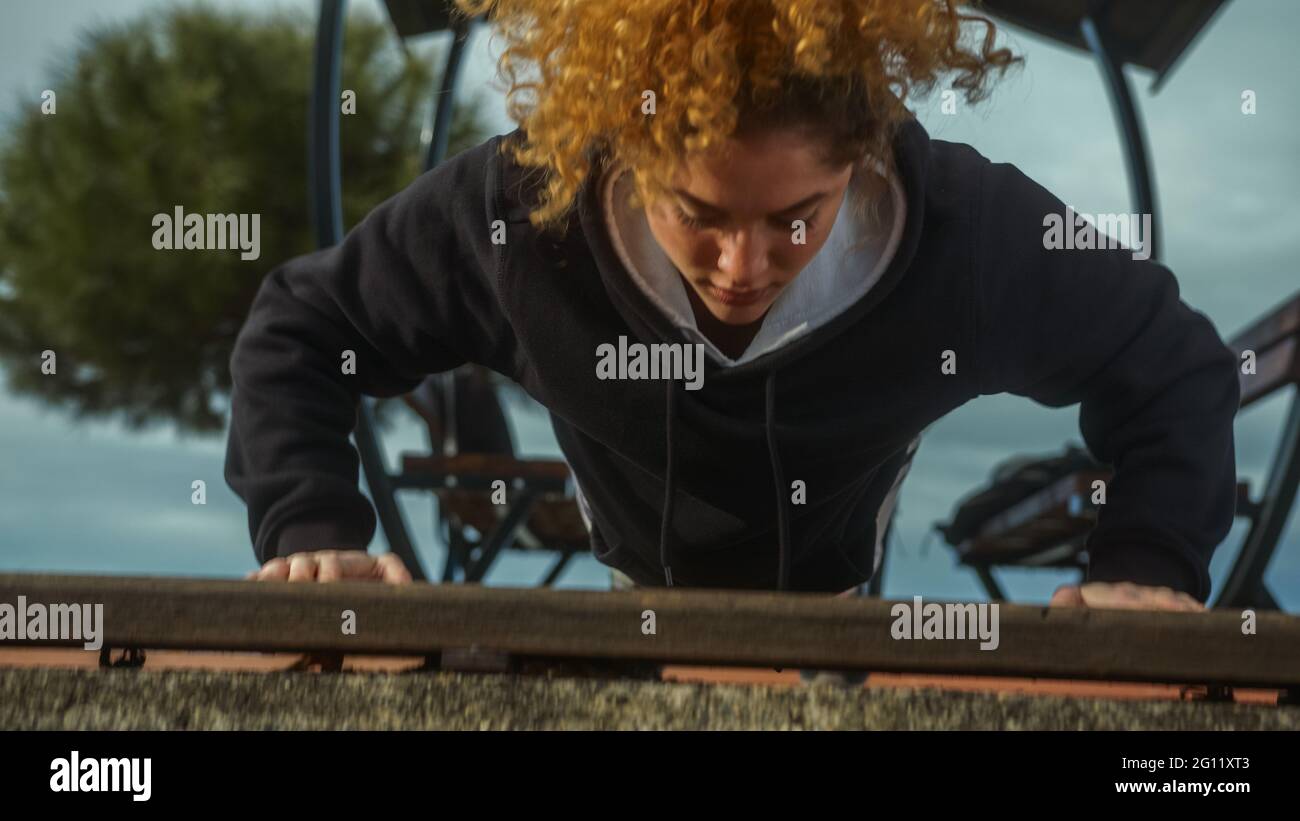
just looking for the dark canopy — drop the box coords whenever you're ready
[381,0,1230,90]
[382,0,459,38]
[980,0,1230,89]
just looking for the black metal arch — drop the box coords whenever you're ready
[308,0,480,581]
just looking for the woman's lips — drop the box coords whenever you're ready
[707,284,767,306]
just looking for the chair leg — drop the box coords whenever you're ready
[974,565,1006,601]
[540,551,574,587]
[464,489,539,582]
[866,521,890,597]
[1246,580,1280,611]
[442,519,467,583]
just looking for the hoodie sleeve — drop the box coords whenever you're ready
[225,137,509,563]
[973,159,1240,601]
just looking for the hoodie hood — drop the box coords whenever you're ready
[577,117,931,590]
[580,116,930,378]
[600,153,908,368]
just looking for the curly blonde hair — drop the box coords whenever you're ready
[454,0,1022,237]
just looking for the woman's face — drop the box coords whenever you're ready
[639,127,855,326]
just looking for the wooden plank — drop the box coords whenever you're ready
[1228,290,1300,359]
[1239,336,1299,409]
[402,453,572,483]
[1,573,1297,688]
[1229,292,1300,409]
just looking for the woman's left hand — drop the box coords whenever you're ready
[1049,581,1206,612]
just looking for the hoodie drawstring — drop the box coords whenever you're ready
[659,378,677,587]
[658,369,791,591]
[764,371,791,591]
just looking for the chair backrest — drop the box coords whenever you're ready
[404,366,515,458]
[1229,290,1300,409]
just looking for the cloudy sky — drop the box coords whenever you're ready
[1,0,1297,607]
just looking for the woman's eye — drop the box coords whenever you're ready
[673,205,819,233]
[673,205,710,230]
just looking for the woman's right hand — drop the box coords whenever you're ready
[245,550,413,584]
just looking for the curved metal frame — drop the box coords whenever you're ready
[1080,9,1161,261]
[1218,380,1300,608]
[1073,6,1294,607]
[309,0,479,581]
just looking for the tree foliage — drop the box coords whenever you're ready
[0,4,490,432]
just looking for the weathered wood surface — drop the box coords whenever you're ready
[1,573,1297,688]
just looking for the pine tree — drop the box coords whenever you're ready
[0,5,491,433]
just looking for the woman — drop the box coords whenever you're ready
[230,0,1237,612]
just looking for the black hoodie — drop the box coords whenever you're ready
[224,116,1241,600]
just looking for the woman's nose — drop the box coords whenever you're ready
[716,228,768,283]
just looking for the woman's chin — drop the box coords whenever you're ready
[706,300,772,326]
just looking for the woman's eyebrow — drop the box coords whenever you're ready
[672,188,826,216]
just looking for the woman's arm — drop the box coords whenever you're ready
[972,156,1241,605]
[225,136,511,568]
